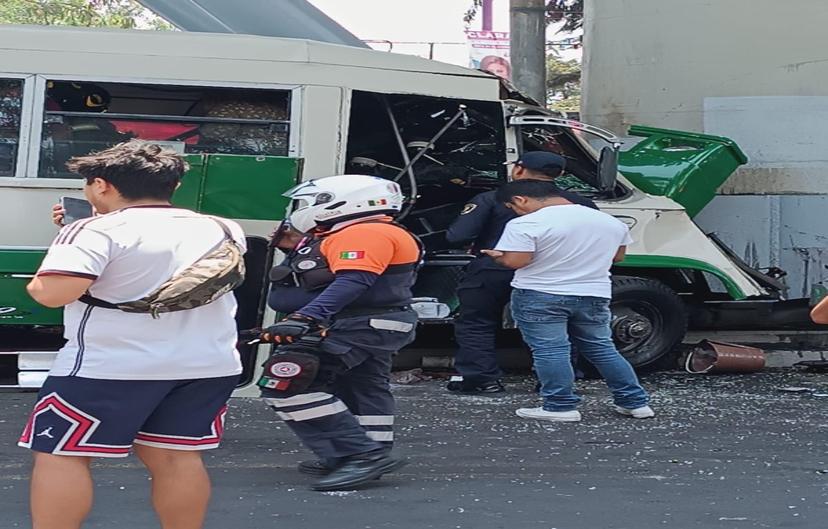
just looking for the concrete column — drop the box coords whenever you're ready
[510,0,547,104]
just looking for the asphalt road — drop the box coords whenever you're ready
[2,370,827,529]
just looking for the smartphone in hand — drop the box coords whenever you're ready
[60,196,94,225]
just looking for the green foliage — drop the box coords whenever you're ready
[0,0,172,30]
[549,94,580,114]
[463,0,483,26]
[546,54,580,113]
[463,1,583,113]
[546,0,583,32]
[464,1,583,32]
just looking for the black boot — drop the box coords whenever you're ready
[311,453,408,491]
[297,459,335,476]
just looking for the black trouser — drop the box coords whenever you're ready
[263,309,417,461]
[453,269,584,384]
[453,268,514,385]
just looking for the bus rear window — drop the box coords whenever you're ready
[0,79,24,177]
[39,81,290,178]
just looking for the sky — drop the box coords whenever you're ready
[307,0,582,66]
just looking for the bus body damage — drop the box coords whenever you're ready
[0,27,809,391]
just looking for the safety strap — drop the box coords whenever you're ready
[79,216,236,310]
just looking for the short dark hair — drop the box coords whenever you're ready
[66,140,188,201]
[496,179,562,203]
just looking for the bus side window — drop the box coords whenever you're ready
[0,79,24,177]
[38,81,291,178]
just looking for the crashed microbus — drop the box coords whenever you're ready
[0,25,790,390]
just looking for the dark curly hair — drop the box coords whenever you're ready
[66,140,188,200]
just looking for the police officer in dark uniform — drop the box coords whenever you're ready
[258,175,421,491]
[446,152,598,394]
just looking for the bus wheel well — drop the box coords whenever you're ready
[606,275,688,371]
[611,266,727,300]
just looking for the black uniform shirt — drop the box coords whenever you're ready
[446,183,599,272]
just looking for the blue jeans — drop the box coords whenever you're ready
[511,289,650,412]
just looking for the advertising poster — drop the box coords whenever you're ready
[465,30,511,80]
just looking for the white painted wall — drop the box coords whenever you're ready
[582,0,828,298]
[584,0,828,144]
[704,96,828,195]
[696,195,828,299]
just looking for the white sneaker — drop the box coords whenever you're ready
[614,405,655,419]
[516,407,581,422]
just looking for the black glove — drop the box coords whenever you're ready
[260,314,324,344]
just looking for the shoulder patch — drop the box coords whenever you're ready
[460,203,477,215]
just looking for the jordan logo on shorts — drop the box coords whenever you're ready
[36,427,55,439]
[18,392,131,457]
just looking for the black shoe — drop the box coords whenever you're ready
[474,380,506,394]
[298,459,335,476]
[447,379,505,395]
[311,456,408,491]
[446,379,464,391]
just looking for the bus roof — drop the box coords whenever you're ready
[0,25,500,100]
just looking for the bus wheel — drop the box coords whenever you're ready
[608,276,688,369]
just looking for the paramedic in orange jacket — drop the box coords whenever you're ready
[259,175,421,492]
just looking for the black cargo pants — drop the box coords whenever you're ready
[453,268,514,385]
[263,308,417,462]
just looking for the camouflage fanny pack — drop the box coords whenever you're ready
[80,218,245,318]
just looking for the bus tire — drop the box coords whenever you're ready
[602,276,687,370]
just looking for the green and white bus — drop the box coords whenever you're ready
[0,25,791,391]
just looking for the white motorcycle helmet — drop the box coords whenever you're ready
[284,174,405,233]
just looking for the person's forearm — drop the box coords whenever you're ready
[485,250,533,269]
[296,271,379,321]
[811,296,828,324]
[491,254,522,269]
[267,284,319,314]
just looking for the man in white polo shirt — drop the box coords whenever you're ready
[483,179,653,422]
[20,141,245,529]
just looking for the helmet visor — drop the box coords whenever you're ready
[283,180,317,198]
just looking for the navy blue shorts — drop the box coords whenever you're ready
[19,375,239,457]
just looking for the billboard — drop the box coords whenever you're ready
[466,30,511,80]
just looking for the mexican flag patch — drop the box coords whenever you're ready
[368,199,387,206]
[340,251,365,260]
